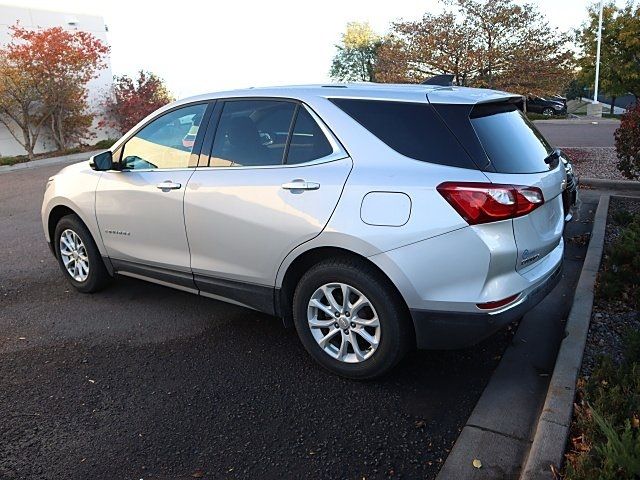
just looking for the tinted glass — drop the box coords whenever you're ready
[122,104,206,170]
[330,98,476,169]
[286,108,333,164]
[210,100,295,167]
[470,104,554,174]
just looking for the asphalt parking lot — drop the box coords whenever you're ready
[0,162,591,480]
[534,119,618,147]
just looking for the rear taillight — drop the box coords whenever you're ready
[436,182,544,225]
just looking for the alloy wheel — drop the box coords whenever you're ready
[307,282,381,363]
[59,229,90,282]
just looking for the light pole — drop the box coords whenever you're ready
[593,0,604,104]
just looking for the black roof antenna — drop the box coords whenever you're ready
[421,74,454,86]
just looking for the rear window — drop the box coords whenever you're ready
[329,98,477,169]
[470,103,554,174]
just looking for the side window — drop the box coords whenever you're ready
[121,104,207,170]
[330,98,477,169]
[210,100,296,167]
[286,107,333,165]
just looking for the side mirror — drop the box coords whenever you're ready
[89,151,113,171]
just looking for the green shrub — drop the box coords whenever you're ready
[592,409,640,478]
[612,209,634,226]
[93,138,117,149]
[565,331,640,479]
[598,213,640,305]
[615,102,640,180]
[0,155,27,166]
[624,329,640,364]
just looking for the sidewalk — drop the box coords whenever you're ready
[0,149,103,175]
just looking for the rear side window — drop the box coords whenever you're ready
[470,103,554,174]
[329,98,477,169]
[286,108,333,164]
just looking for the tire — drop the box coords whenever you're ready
[542,107,555,116]
[292,258,411,379]
[54,214,112,293]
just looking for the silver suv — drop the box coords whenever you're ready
[42,84,566,379]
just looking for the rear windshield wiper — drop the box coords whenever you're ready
[543,148,562,165]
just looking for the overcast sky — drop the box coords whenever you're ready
[5,0,633,98]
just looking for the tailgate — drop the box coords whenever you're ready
[484,165,565,271]
[463,99,566,272]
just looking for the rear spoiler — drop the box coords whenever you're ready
[472,96,526,116]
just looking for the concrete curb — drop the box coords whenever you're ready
[436,194,602,480]
[532,118,620,125]
[580,177,640,191]
[519,195,610,480]
[0,150,103,175]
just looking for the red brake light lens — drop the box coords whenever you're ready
[477,293,520,310]
[436,182,544,225]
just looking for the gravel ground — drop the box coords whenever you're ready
[563,147,628,181]
[581,197,640,376]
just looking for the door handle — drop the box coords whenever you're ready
[156,181,182,191]
[281,180,320,191]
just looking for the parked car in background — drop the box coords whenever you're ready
[42,84,567,379]
[526,95,567,116]
[548,95,567,108]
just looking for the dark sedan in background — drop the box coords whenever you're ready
[526,96,567,116]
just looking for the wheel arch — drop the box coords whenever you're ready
[48,205,78,252]
[47,203,113,275]
[277,246,414,347]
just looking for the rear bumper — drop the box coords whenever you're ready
[410,260,563,349]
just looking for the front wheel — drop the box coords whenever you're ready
[293,259,411,379]
[54,214,112,293]
[542,107,555,116]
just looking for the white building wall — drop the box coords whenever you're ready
[0,4,113,157]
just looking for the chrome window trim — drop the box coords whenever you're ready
[197,153,349,171]
[119,167,197,173]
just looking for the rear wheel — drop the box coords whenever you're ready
[54,214,111,293]
[293,259,411,379]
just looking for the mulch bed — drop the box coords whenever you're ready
[581,196,640,377]
[563,148,628,181]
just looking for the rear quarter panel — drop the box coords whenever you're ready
[275,99,493,287]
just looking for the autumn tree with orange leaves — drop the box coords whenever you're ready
[0,24,108,159]
[372,0,574,96]
[103,71,174,134]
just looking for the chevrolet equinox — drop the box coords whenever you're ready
[42,84,567,379]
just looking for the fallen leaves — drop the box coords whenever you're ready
[567,233,591,246]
